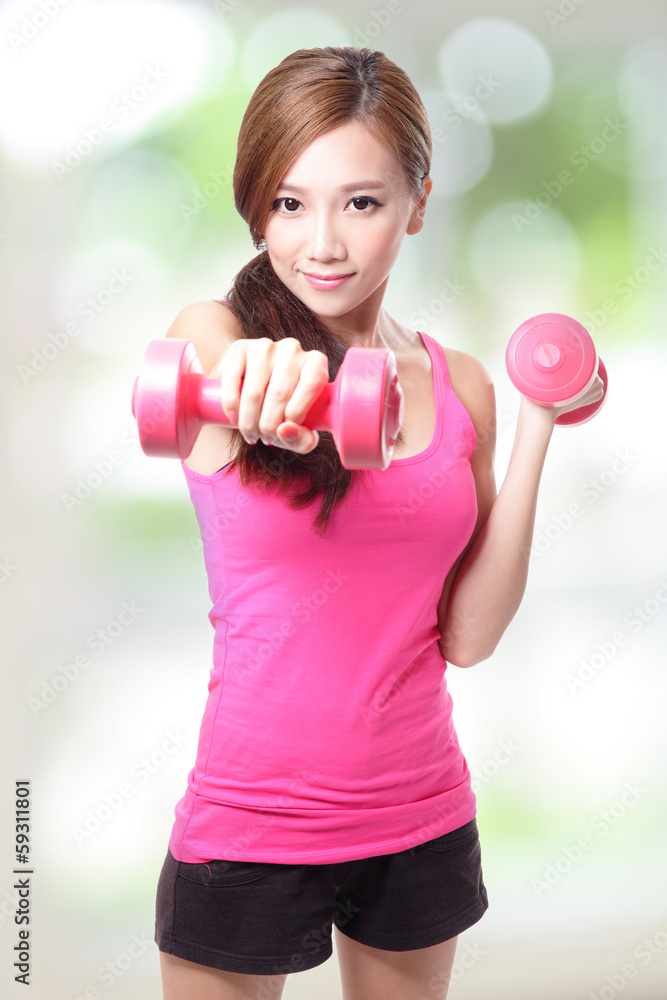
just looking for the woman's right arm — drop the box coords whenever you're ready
[164,300,329,475]
[165,300,243,475]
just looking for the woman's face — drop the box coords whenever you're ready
[263,120,429,334]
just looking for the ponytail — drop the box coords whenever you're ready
[222,252,356,537]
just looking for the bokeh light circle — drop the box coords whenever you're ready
[0,0,232,165]
[438,18,553,126]
[619,40,667,180]
[241,9,349,91]
[86,150,196,254]
[469,202,582,310]
[423,88,494,196]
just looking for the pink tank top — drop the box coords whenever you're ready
[169,331,478,864]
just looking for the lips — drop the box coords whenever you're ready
[302,271,354,290]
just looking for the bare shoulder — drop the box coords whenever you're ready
[443,346,496,440]
[166,300,243,375]
[165,300,242,474]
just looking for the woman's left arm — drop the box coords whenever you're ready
[437,349,602,668]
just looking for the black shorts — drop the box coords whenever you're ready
[155,818,488,976]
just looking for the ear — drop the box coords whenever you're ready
[407,175,432,236]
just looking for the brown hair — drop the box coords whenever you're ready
[223,46,432,535]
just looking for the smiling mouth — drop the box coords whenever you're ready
[302,272,354,289]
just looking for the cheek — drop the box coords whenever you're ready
[362,223,406,271]
[264,221,299,262]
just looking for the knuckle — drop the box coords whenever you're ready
[223,341,245,366]
[300,364,328,388]
[310,351,330,374]
[267,383,291,406]
[241,386,265,405]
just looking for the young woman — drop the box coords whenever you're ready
[154,46,603,1000]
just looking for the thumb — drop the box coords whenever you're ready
[277,422,319,452]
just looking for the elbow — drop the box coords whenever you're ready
[438,636,498,669]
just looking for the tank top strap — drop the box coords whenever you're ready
[416,330,477,456]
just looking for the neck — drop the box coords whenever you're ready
[329,309,413,355]
[322,280,390,350]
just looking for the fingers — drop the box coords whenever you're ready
[219,337,329,453]
[280,351,331,425]
[590,374,606,403]
[556,375,605,417]
[219,337,247,430]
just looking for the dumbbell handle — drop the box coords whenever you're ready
[185,371,338,431]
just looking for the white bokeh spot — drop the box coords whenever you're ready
[0,0,233,165]
[469,201,583,310]
[439,18,553,126]
[241,9,349,91]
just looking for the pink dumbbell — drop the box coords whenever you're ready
[131,338,404,470]
[506,313,608,425]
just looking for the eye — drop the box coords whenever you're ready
[349,196,383,213]
[273,197,302,214]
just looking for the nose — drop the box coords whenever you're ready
[306,210,346,262]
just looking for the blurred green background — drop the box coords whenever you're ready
[1,0,665,997]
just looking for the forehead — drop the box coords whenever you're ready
[278,120,406,191]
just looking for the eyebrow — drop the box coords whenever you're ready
[276,181,388,194]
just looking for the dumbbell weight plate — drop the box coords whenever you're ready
[335,347,404,470]
[506,313,599,406]
[132,338,209,457]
